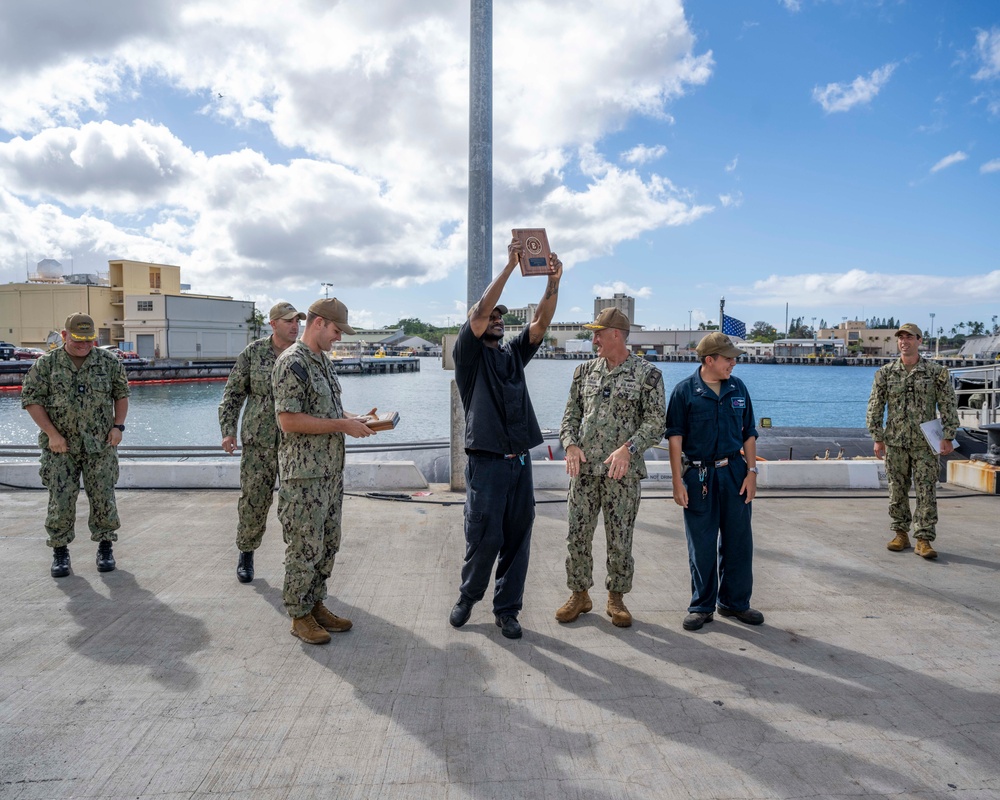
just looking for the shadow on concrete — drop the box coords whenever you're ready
[505,625,931,798]
[54,570,208,691]
[299,604,622,800]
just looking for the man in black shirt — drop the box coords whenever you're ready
[449,236,563,639]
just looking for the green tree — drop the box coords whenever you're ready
[247,308,265,339]
[575,330,593,340]
[748,321,779,343]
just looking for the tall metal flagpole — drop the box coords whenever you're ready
[719,297,725,332]
[468,0,492,307]
[453,0,493,490]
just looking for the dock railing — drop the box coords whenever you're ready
[951,363,1000,428]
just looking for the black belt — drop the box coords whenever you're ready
[689,452,741,468]
[467,449,529,461]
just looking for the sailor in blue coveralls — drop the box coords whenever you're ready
[666,332,764,631]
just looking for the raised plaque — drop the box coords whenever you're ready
[511,228,553,277]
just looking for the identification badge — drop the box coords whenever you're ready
[731,397,746,409]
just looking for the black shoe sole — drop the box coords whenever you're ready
[236,572,254,583]
[96,563,116,573]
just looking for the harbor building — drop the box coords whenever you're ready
[0,258,255,359]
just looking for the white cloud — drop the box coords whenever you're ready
[778,0,802,12]
[744,269,1000,309]
[0,0,716,296]
[621,144,667,165]
[981,158,1000,174]
[719,191,743,208]
[812,63,897,113]
[930,151,968,173]
[725,157,739,173]
[972,26,1000,80]
[593,281,653,299]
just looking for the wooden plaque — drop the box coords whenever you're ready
[363,411,400,431]
[511,228,552,277]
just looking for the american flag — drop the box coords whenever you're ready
[721,314,746,339]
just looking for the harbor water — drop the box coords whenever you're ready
[0,361,880,447]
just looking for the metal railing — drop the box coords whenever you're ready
[951,363,1000,428]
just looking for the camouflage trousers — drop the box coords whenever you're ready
[277,474,344,618]
[39,446,121,548]
[565,474,641,593]
[236,443,278,552]
[885,444,940,540]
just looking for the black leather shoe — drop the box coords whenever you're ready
[236,551,254,583]
[682,611,713,631]
[718,606,764,625]
[51,546,71,578]
[96,541,116,573]
[495,615,522,640]
[449,596,475,628]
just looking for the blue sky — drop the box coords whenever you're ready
[0,0,997,336]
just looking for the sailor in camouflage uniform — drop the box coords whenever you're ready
[866,323,959,559]
[272,298,376,645]
[219,301,305,583]
[557,308,666,628]
[22,313,130,578]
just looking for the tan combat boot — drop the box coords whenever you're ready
[312,602,353,632]
[607,592,632,628]
[914,539,938,559]
[555,590,592,623]
[886,531,910,552]
[290,613,331,644]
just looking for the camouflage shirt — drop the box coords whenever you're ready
[218,336,281,447]
[560,354,666,479]
[866,357,959,448]
[21,346,130,454]
[272,341,345,480]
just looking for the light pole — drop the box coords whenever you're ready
[321,282,333,299]
[811,316,817,357]
[929,312,935,358]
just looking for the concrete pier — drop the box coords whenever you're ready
[1,484,998,798]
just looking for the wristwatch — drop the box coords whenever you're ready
[747,466,758,475]
[625,441,638,455]
[113,424,126,432]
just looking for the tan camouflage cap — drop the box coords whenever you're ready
[308,297,356,335]
[895,323,922,338]
[269,301,305,322]
[65,313,97,341]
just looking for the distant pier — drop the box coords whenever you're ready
[0,355,420,389]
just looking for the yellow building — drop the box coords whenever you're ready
[1,259,251,358]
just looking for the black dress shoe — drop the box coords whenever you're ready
[51,546,71,578]
[96,541,116,573]
[495,615,522,640]
[718,606,764,625]
[236,551,254,583]
[449,596,475,628]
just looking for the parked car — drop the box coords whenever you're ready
[0,341,15,360]
[98,345,149,365]
[14,347,47,361]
